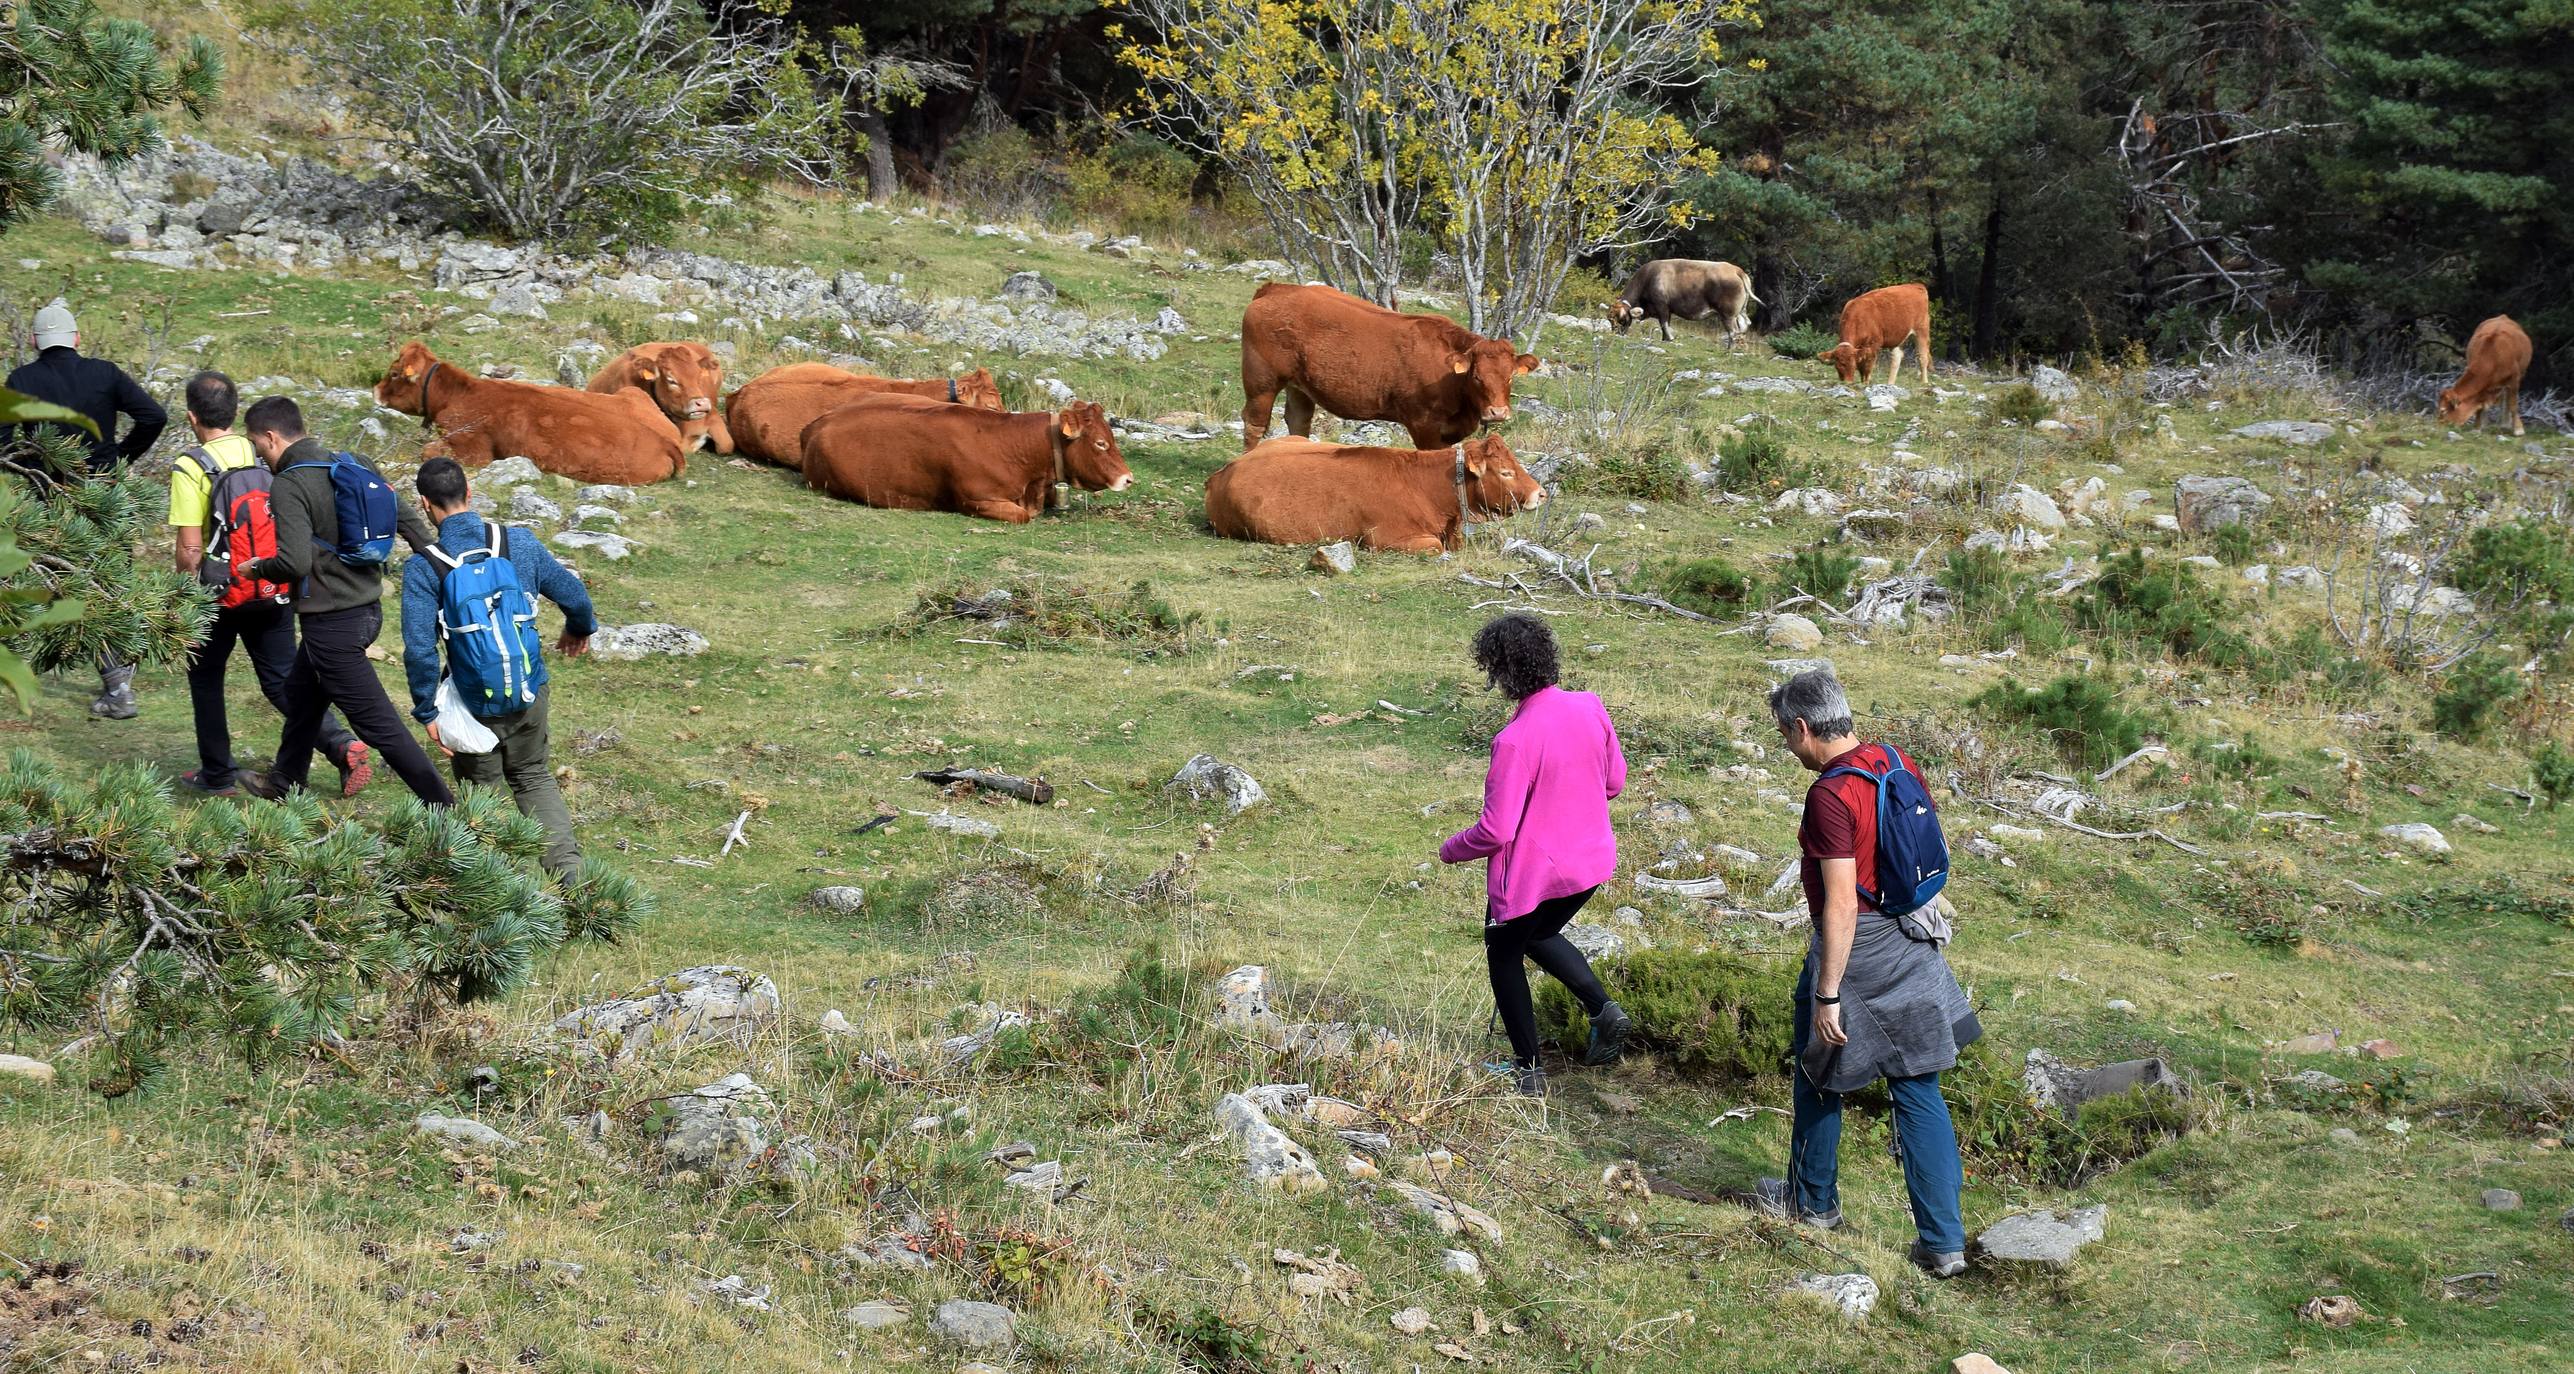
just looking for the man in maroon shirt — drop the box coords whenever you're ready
[1771,668,1978,1278]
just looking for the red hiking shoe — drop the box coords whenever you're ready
[337,741,374,798]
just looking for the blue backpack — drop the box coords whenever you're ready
[1819,747,1950,916]
[427,526,547,718]
[283,451,400,566]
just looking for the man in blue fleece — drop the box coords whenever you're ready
[399,457,595,874]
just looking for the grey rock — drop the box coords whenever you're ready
[508,488,563,523]
[808,886,865,914]
[198,200,256,237]
[2289,1069,2347,1093]
[930,1299,1017,1349]
[2378,822,2451,855]
[1764,614,1825,652]
[2022,1050,2178,1119]
[840,1299,910,1330]
[1151,306,1188,334]
[1169,754,1267,815]
[554,352,588,388]
[1000,271,1057,304]
[1645,799,1694,826]
[1215,965,1272,1024]
[2329,1127,2361,1145]
[1976,1205,2107,1268]
[1784,1271,1878,1321]
[481,455,545,486]
[1864,383,1906,412]
[1995,483,2068,529]
[702,1274,772,1310]
[576,483,638,505]
[923,810,1000,839]
[553,966,779,1065]
[570,503,624,528]
[416,1113,521,1151]
[450,1228,500,1252]
[1309,541,1357,575]
[2174,475,2273,532]
[2481,1188,2522,1212]
[590,623,707,660]
[1214,1092,1325,1193]
[1382,1179,1504,1241]
[1765,657,1835,679]
[2028,365,2078,403]
[651,1073,805,1182]
[551,530,634,560]
[2232,420,2334,445]
[1563,923,1625,961]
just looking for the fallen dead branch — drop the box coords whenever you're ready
[913,768,1057,806]
[1501,539,1720,623]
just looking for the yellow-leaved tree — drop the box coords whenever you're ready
[1120,0,1749,346]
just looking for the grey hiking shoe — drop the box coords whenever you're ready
[1481,1060,1547,1097]
[1738,1176,1841,1230]
[1583,1002,1632,1067]
[1909,1241,1969,1279]
[89,687,138,720]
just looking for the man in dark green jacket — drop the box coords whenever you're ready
[232,396,454,805]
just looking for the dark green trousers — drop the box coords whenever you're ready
[451,687,578,876]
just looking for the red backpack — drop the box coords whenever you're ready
[186,447,292,609]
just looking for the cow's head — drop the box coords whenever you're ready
[376,340,444,414]
[1816,341,1873,384]
[1459,434,1546,518]
[1605,299,1637,334]
[2435,384,2480,426]
[1053,400,1135,492]
[957,368,1006,411]
[632,342,721,422]
[1451,339,1542,427]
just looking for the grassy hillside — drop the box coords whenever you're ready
[4,104,2572,1374]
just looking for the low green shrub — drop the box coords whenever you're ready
[1766,320,1837,359]
[2210,523,2259,567]
[2192,856,2316,948]
[2252,623,2387,700]
[1534,948,1795,1080]
[1779,546,1858,602]
[1971,674,2151,768]
[1559,444,1694,502]
[2073,549,2253,666]
[1929,1040,2197,1187]
[1654,557,1754,616]
[2535,741,2574,808]
[898,576,1203,656]
[2399,878,2574,928]
[1988,383,2054,426]
[2429,649,2524,741]
[1713,419,1833,494]
[1062,132,1198,239]
[1943,548,2074,654]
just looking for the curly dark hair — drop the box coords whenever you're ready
[1472,613,1560,700]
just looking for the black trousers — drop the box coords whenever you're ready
[1486,885,1612,1069]
[186,601,355,788]
[274,605,453,804]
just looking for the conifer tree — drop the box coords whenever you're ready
[0,0,223,232]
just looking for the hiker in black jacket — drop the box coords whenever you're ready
[6,298,171,718]
[230,396,453,805]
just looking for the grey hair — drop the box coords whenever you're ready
[1769,668,1854,740]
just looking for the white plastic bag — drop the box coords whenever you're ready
[433,678,499,755]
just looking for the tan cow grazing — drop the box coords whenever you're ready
[2438,315,2532,436]
[1240,282,1539,452]
[1203,434,1546,553]
[376,341,687,486]
[588,342,730,453]
[801,394,1133,523]
[726,362,1006,471]
[1818,282,1933,385]
[1608,259,1763,347]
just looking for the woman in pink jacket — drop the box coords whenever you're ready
[1439,614,1632,1096]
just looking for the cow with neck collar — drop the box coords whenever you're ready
[376,341,687,485]
[799,393,1133,523]
[587,341,731,453]
[1204,433,1546,553]
[1239,283,1540,451]
[726,362,1005,471]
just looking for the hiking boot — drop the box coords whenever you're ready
[1481,1060,1547,1098]
[1736,1177,1841,1229]
[1796,1207,1846,1232]
[1909,1241,1969,1279]
[336,741,374,797]
[89,687,138,720]
[1583,1001,1632,1067]
[236,770,296,801]
[177,769,237,796]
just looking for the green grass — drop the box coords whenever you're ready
[5,84,2574,1374]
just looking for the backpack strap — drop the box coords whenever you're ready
[181,444,221,480]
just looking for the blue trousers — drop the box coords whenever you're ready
[1790,979,1967,1254]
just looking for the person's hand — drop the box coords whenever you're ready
[425,721,454,758]
[558,631,591,659]
[1813,998,1849,1047]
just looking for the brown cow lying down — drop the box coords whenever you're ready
[726,362,1006,470]
[801,394,1132,522]
[1818,282,1932,385]
[588,341,729,453]
[376,341,686,486]
[1609,259,1762,347]
[1240,282,1538,452]
[2439,315,2531,436]
[1203,434,1546,553]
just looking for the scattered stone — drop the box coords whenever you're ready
[1274,1246,1364,1301]
[1383,1179,1504,1242]
[1645,799,1694,826]
[575,483,638,505]
[2174,475,2274,532]
[2480,1188,2522,1212]
[2329,1127,2361,1145]
[415,1113,521,1151]
[509,488,563,523]
[1783,1271,1878,1321]
[553,966,779,1065]
[2450,813,2500,835]
[2378,822,2451,855]
[551,529,633,561]
[1952,1358,2013,1374]
[1865,384,1905,412]
[651,1073,807,1182]
[937,1003,1030,1064]
[1563,924,1626,961]
[930,1299,1017,1349]
[1441,1250,1484,1286]
[1310,540,1357,575]
[1764,614,1825,652]
[840,1299,910,1330]
[819,1009,855,1036]
[1169,754,1268,815]
[923,810,1000,839]
[1216,965,1273,1023]
[808,885,865,914]
[589,622,707,660]
[2233,420,2334,445]
[702,1274,771,1310]
[2022,1050,2177,1119]
[2300,1295,2361,1328]
[1214,1092,1326,1194]
[0,1053,55,1085]
[1391,1307,1435,1336]
[450,1228,499,1253]
[2027,365,2078,403]
[481,455,544,486]
[2358,1039,2398,1060]
[999,271,1057,304]
[2274,1031,2339,1055]
[1989,824,2046,844]
[1768,487,1842,517]
[2289,1070,2346,1093]
[570,504,624,528]
[1975,1205,2107,1268]
[1994,483,2068,529]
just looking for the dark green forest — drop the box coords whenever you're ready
[826,0,2572,377]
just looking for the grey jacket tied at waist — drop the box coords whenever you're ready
[1798,911,1981,1094]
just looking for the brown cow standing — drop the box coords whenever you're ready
[588,342,730,453]
[1203,434,1546,553]
[376,341,687,486]
[1240,282,1539,452]
[801,394,1132,522]
[1608,259,1762,347]
[1817,283,1933,385]
[726,362,1006,470]
[2438,315,2532,436]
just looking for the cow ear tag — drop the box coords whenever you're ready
[1450,356,1470,375]
[636,367,656,381]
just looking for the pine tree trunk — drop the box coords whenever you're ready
[855,109,897,204]
[1973,192,2006,361]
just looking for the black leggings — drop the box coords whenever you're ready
[1486,886,1611,1069]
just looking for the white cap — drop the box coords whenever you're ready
[32,298,75,350]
